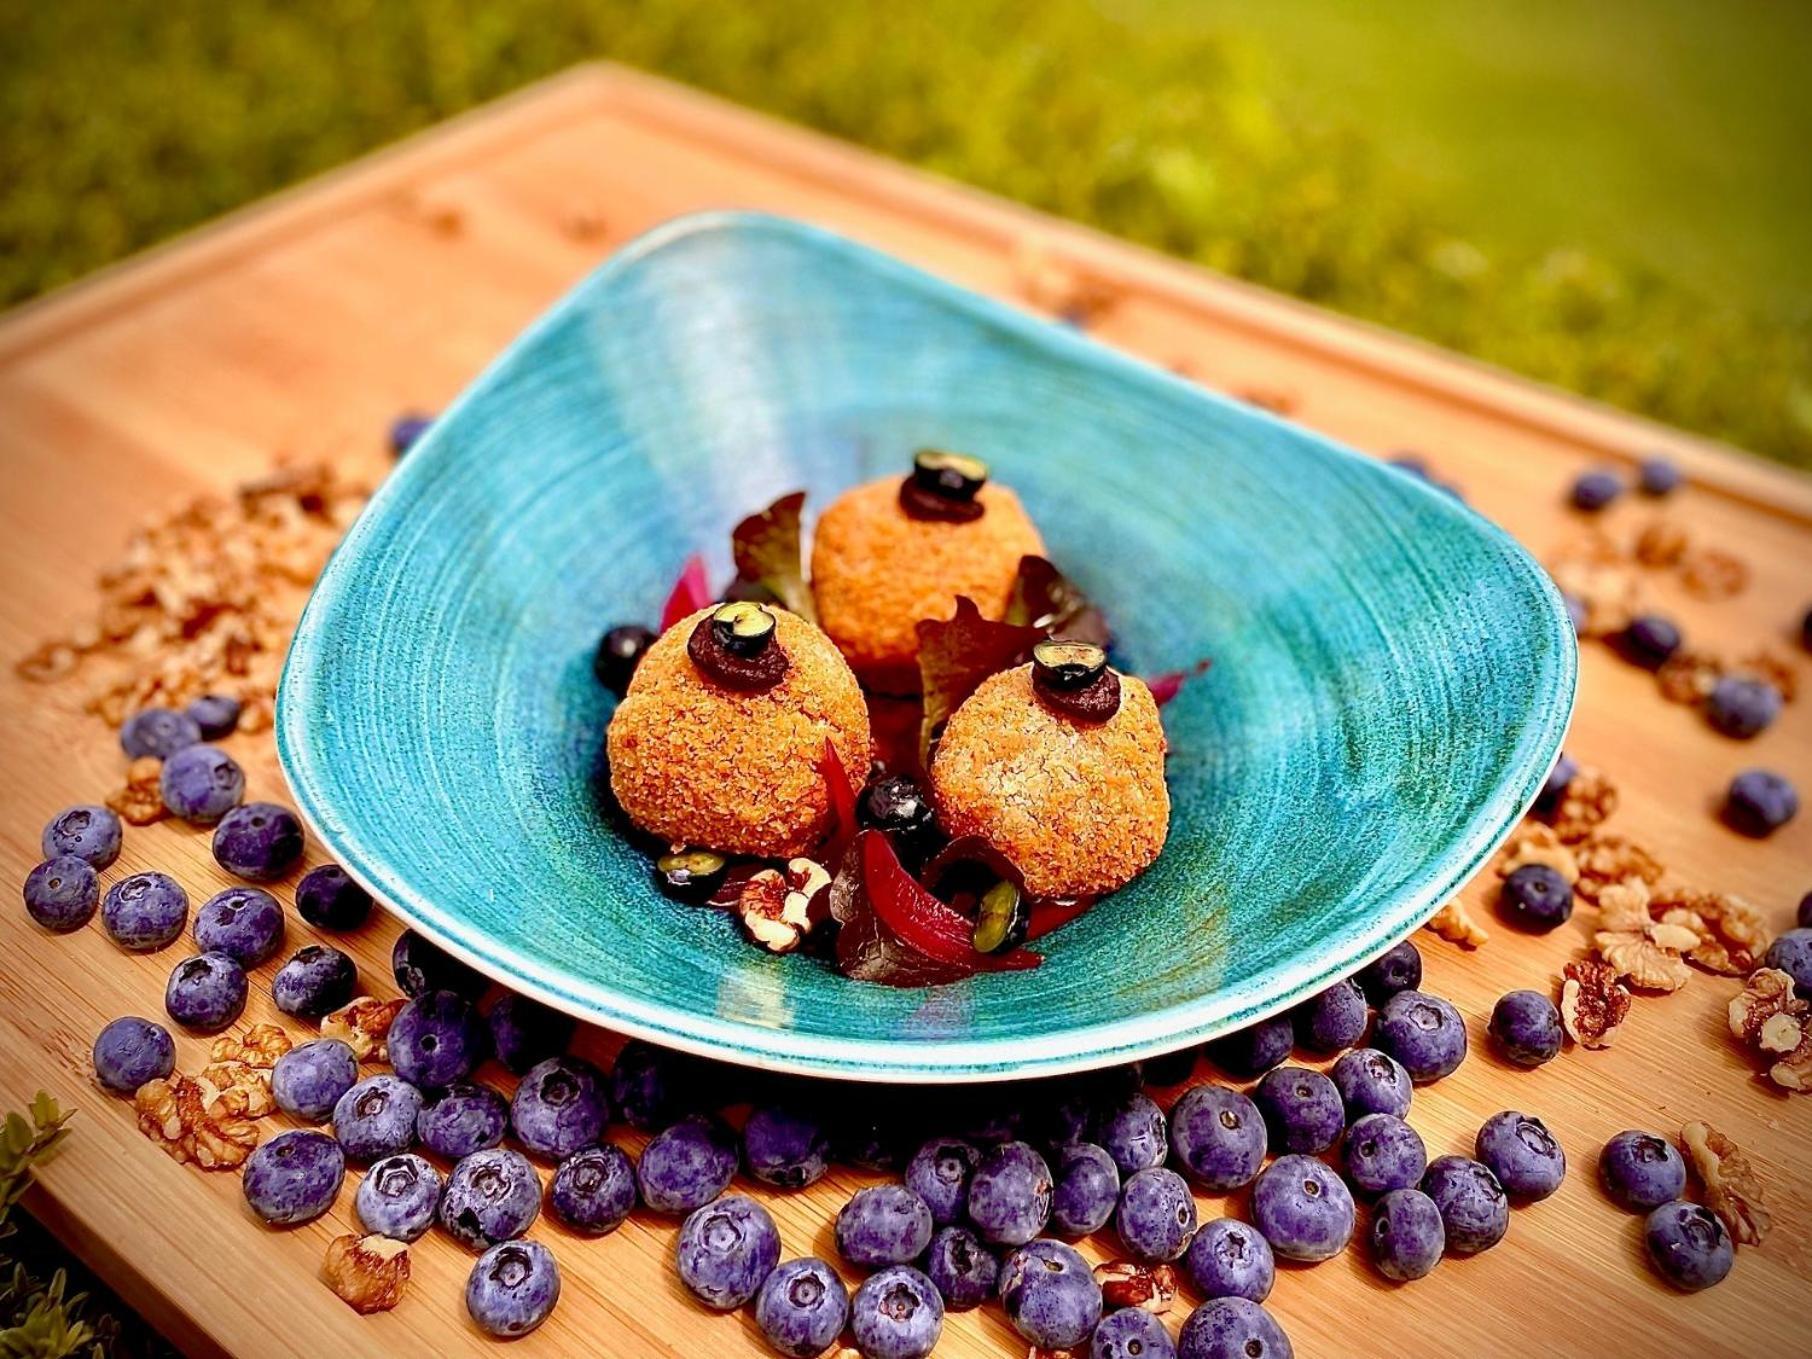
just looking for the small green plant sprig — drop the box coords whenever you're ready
[0,1093,112,1359]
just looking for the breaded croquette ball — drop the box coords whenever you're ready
[931,651,1168,898]
[608,603,872,859]
[811,453,1045,691]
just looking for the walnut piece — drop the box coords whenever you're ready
[323,997,405,1062]
[1572,835,1662,904]
[1657,649,1723,706]
[1092,1261,1177,1315]
[199,1061,275,1119]
[106,757,169,826]
[1727,968,1808,1050]
[209,1022,292,1069]
[1680,547,1749,601]
[323,1234,411,1314]
[133,1074,260,1169]
[1594,927,1696,993]
[1548,555,1640,638]
[1680,1122,1769,1248]
[1424,899,1488,949]
[1658,887,1767,976]
[1633,519,1688,567]
[1735,650,1798,704]
[1498,825,1578,883]
[1561,960,1631,1048]
[737,859,829,954]
[1769,1027,1812,1094]
[1550,767,1616,843]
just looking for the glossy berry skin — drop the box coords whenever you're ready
[356,1152,442,1241]
[756,1257,850,1357]
[1369,1187,1445,1282]
[1094,1307,1178,1359]
[1177,1297,1294,1359]
[966,1140,1052,1247]
[1252,1067,1344,1155]
[548,1143,637,1234]
[1421,1156,1508,1255]
[1725,769,1798,837]
[211,802,304,882]
[676,1193,781,1310]
[1047,1141,1119,1237]
[1488,990,1563,1068]
[185,693,242,739]
[511,1055,608,1161]
[1355,938,1422,1003]
[1645,1201,1733,1292]
[120,707,201,759]
[270,1039,358,1123]
[1533,754,1578,820]
[1094,1092,1167,1175]
[998,1238,1102,1350]
[101,872,188,952]
[466,1239,560,1338]
[1375,991,1468,1083]
[1476,1111,1566,1201]
[391,928,487,1000]
[242,1130,345,1226]
[389,989,489,1090]
[441,1147,541,1250]
[638,1114,739,1214]
[1617,615,1681,670]
[416,1082,509,1158]
[745,1105,831,1190]
[487,992,575,1074]
[1292,978,1368,1052]
[1250,1155,1354,1263]
[1569,469,1622,511]
[1168,1085,1266,1191]
[389,412,433,457]
[333,1075,424,1162]
[856,774,939,862]
[923,1225,998,1310]
[904,1136,978,1223]
[1342,1113,1427,1197]
[1330,1048,1412,1120]
[593,623,656,695]
[1707,676,1782,739]
[849,1265,943,1359]
[1501,863,1573,932]
[158,744,245,824]
[40,804,122,868]
[1117,1166,1198,1263]
[1599,1130,1687,1211]
[23,856,98,932]
[1185,1217,1274,1302]
[272,944,357,1018]
[192,887,284,967]
[92,1016,174,1094]
[837,1184,934,1269]
[294,864,371,931]
[1764,928,1812,998]
[1204,1014,1293,1078]
[1638,456,1681,496]
[163,952,247,1032]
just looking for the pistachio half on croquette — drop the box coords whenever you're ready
[1030,639,1122,723]
[900,449,990,522]
[686,602,789,690]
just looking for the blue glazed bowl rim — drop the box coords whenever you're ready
[277,209,1577,1083]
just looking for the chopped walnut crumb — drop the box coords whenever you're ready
[1572,835,1663,904]
[1657,649,1724,706]
[1655,887,1767,976]
[1735,650,1798,704]
[106,757,168,826]
[1632,519,1689,568]
[1768,1027,1812,1093]
[1550,767,1617,843]
[1561,960,1631,1048]
[323,997,405,1062]
[1234,387,1299,416]
[1424,899,1488,949]
[1594,923,1697,993]
[737,859,829,954]
[1498,825,1579,883]
[1679,547,1749,601]
[1012,238,1120,325]
[133,1074,260,1169]
[199,1061,275,1119]
[209,1022,292,1069]
[323,1234,411,1314]
[1548,556,1640,638]
[1728,969,1809,1051]
[1680,1122,1769,1248]
[1093,1261,1177,1315]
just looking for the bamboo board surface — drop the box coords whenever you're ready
[0,64,1808,1359]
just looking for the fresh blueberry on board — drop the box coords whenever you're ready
[848,1265,943,1359]
[609,1038,690,1130]
[1117,1166,1198,1263]
[271,1039,359,1123]
[119,707,202,760]
[904,1136,979,1224]
[1500,863,1573,932]
[837,1184,935,1269]
[389,412,434,458]
[1569,469,1623,511]
[389,989,490,1090]
[418,1083,511,1158]
[1707,676,1782,739]
[1177,1296,1294,1359]
[1617,615,1682,670]
[1723,769,1798,837]
[1375,990,1469,1082]
[1168,1084,1266,1191]
[1599,1130,1687,1211]
[355,1152,442,1242]
[294,863,372,931]
[1291,977,1369,1052]
[1139,1047,1199,1087]
[1644,1201,1734,1292]
[158,744,245,825]
[1355,938,1422,1003]
[510,1054,609,1161]
[744,1104,831,1190]
[1476,1111,1566,1201]
[1798,890,1812,929]
[1532,754,1578,820]
[921,1225,998,1310]
[1561,592,1588,634]
[486,992,575,1074]
[756,1257,851,1356]
[1765,929,1812,998]
[23,857,99,933]
[1252,1066,1344,1155]
[391,927,488,1000]
[1093,1091,1168,1175]
[1421,1156,1509,1255]
[547,1143,637,1235]
[91,1016,174,1094]
[184,693,242,739]
[1330,1048,1413,1120]
[40,804,122,868]
[1092,1305,1178,1359]
[100,872,187,951]
[1184,1216,1275,1303]
[440,1147,541,1251]
[676,1193,782,1310]
[192,886,284,967]
[1048,1141,1119,1237]
[1249,1154,1355,1263]
[1203,1014,1293,1078]
[242,1130,345,1226]
[333,1074,424,1162]
[211,802,304,881]
[163,952,247,1033]
[1369,1187,1445,1282]
[1489,990,1564,1068]
[1637,455,1682,496]
[466,1239,560,1338]
[998,1238,1102,1351]
[966,1140,1053,1247]
[637,1114,739,1214]
[272,944,357,1018]
[1342,1113,1428,1197]
[1031,1084,1101,1155]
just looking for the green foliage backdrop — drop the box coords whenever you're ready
[2,0,1808,467]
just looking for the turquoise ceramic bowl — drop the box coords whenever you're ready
[278,212,1574,1083]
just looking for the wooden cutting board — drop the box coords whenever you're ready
[0,64,1806,1359]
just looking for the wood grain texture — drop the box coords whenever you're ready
[0,63,1807,1359]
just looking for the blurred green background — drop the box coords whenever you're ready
[4,0,1809,467]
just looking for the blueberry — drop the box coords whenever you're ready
[836,1184,934,1269]
[856,774,939,861]
[849,1265,943,1359]
[1355,938,1422,1003]
[609,1038,690,1130]
[1562,592,1587,633]
[1030,1083,1101,1155]
[998,1238,1102,1350]
[1500,863,1573,932]
[389,989,488,1089]
[1638,455,1681,496]
[1616,614,1682,670]
[272,944,357,1018]
[1644,1201,1733,1292]
[440,1147,541,1250]
[1251,1066,1343,1155]
[1764,928,1812,998]
[192,886,284,966]
[1375,990,1468,1082]
[120,707,201,759]
[1177,1297,1293,1359]
[1249,1154,1354,1263]
[1204,1015,1293,1078]
[1168,1085,1265,1191]
[1799,890,1812,929]
[1093,1307,1178,1359]
[966,1140,1052,1247]
[242,1130,345,1226]
[1421,1155,1508,1255]
[1724,769,1798,836]
[733,1104,825,1191]
[1341,1113,1427,1197]
[486,992,574,1074]
[1476,1111,1566,1201]
[23,856,98,932]
[92,1016,174,1094]
[1599,1130,1686,1211]
[389,411,434,457]
[757,1257,851,1356]
[164,951,247,1032]
[1569,469,1622,511]
[1117,1166,1197,1262]
[184,693,242,739]
[294,864,371,931]
[1184,1217,1274,1302]
[466,1239,560,1338]
[1388,452,1430,479]
[638,1114,738,1214]
[1369,1187,1445,1282]
[1533,753,1578,820]
[903,1136,978,1224]
[40,804,122,868]
[1094,1092,1167,1175]
[391,928,486,999]
[677,1193,781,1309]
[1330,1048,1413,1120]
[333,1074,423,1161]
[922,1225,998,1310]
[547,1143,637,1234]
[355,1152,442,1241]
[593,623,656,695]
[158,744,245,824]
[271,1039,358,1123]
[1141,1050,1198,1089]
[100,872,187,951]
[1488,990,1563,1068]
[511,1054,609,1160]
[1708,676,1782,739]
[211,802,304,882]
[1292,978,1368,1053]
[1048,1141,1120,1236]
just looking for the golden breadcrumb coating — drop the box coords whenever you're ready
[810,477,1045,690]
[607,607,872,859]
[931,665,1169,897]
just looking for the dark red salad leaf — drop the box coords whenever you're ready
[818,738,859,864]
[659,553,713,632]
[1006,555,1112,647]
[915,597,1045,764]
[731,491,816,620]
[1145,658,1213,707]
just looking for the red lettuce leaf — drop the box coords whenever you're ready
[1006,555,1112,647]
[731,491,815,620]
[1145,658,1213,707]
[818,738,858,865]
[915,598,1044,764]
[659,553,713,632]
